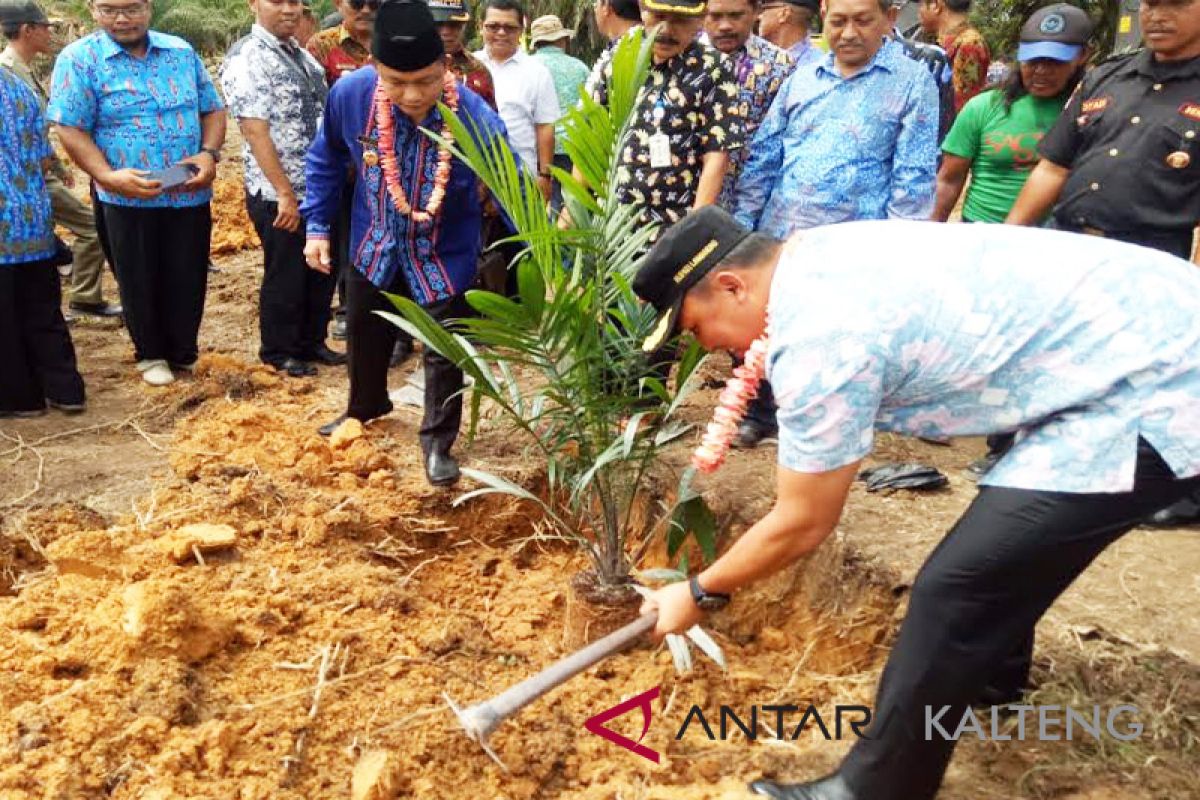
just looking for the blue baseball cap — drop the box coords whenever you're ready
[1017,4,1093,63]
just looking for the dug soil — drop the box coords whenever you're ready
[1,160,1198,800]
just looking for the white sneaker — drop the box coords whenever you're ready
[138,359,175,386]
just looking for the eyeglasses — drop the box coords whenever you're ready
[348,0,382,10]
[94,2,149,20]
[483,22,522,34]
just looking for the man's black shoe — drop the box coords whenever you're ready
[750,773,857,800]
[0,407,47,419]
[425,448,460,486]
[1145,495,1200,528]
[732,420,778,449]
[279,357,317,378]
[390,339,414,368]
[47,399,87,415]
[304,345,347,366]
[69,301,123,318]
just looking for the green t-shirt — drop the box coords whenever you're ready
[942,89,1066,223]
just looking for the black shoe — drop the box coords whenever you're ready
[318,404,393,437]
[47,399,86,415]
[749,774,857,800]
[732,421,778,449]
[390,339,414,368]
[0,407,47,419]
[425,448,460,487]
[1145,495,1200,528]
[69,300,123,318]
[331,316,347,341]
[278,357,317,378]
[304,344,347,367]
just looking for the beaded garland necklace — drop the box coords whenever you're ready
[371,71,458,223]
[692,327,770,474]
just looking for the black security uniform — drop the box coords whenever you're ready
[1040,50,1200,259]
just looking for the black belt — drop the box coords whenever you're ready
[1055,221,1195,259]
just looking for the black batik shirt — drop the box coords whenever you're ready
[591,35,744,239]
[1040,50,1200,234]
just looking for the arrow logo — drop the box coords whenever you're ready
[583,686,661,763]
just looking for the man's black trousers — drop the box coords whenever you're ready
[840,438,1200,799]
[246,192,336,365]
[100,202,211,366]
[0,258,85,413]
[344,265,467,455]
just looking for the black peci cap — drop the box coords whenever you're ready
[633,206,753,352]
[372,0,446,72]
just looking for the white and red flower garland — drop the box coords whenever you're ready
[692,330,770,474]
[372,72,458,224]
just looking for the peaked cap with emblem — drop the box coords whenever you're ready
[1018,3,1093,63]
[633,206,753,352]
[372,0,445,72]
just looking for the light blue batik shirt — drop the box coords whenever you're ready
[47,30,223,208]
[733,39,938,239]
[766,221,1200,493]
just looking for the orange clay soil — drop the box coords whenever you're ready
[0,355,897,800]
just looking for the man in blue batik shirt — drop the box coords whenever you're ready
[303,0,509,487]
[728,0,938,447]
[0,65,86,418]
[635,207,1200,800]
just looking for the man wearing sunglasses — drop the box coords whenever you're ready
[306,0,377,86]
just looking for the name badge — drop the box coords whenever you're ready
[648,133,672,169]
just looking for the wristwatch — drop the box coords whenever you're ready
[201,146,222,164]
[688,575,731,612]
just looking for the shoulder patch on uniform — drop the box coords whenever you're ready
[1081,97,1110,114]
[1179,102,1200,122]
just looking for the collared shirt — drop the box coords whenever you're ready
[306,24,370,86]
[786,37,822,70]
[767,221,1200,493]
[446,49,496,110]
[590,35,744,239]
[221,24,327,201]
[0,66,54,265]
[47,30,223,208]
[473,48,560,169]
[940,22,990,113]
[531,45,590,156]
[0,45,69,182]
[733,39,938,238]
[1040,51,1200,236]
[302,66,509,305]
[702,33,795,206]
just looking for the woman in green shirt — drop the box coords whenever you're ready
[932,4,1092,224]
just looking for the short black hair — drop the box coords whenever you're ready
[485,0,526,21]
[829,0,894,15]
[923,0,971,10]
[607,0,641,23]
[694,232,781,297]
[3,22,24,40]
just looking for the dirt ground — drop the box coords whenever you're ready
[2,167,1198,799]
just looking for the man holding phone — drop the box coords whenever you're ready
[49,0,226,387]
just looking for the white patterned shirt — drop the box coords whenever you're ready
[767,221,1200,493]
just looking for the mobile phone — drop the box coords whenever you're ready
[146,163,200,191]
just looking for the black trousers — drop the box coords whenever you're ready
[344,266,468,455]
[0,258,85,413]
[840,438,1200,800]
[1055,220,1195,261]
[246,192,336,365]
[101,202,211,365]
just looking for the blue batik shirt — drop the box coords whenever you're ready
[766,222,1200,494]
[733,39,938,239]
[302,66,509,305]
[0,66,54,265]
[47,30,223,208]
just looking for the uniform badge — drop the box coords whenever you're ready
[363,151,380,167]
[1178,102,1200,122]
[1166,150,1192,169]
[358,135,381,167]
[1081,97,1109,114]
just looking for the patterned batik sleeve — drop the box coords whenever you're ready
[46,50,96,130]
[220,48,269,121]
[699,56,743,154]
[771,336,885,474]
[731,76,789,229]
[193,49,225,114]
[951,40,990,111]
[886,69,938,220]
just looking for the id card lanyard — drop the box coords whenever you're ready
[647,80,672,169]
